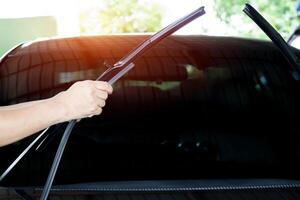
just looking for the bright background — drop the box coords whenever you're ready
[0,0,299,56]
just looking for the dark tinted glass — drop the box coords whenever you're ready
[1,35,300,186]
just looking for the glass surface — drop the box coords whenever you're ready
[1,35,300,186]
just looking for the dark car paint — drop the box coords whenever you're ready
[0,35,300,197]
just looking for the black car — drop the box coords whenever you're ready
[1,33,300,199]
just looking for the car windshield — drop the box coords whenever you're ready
[1,1,300,196]
[1,35,300,187]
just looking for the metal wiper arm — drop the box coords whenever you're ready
[39,6,206,200]
[96,6,205,82]
[115,6,205,67]
[243,3,300,80]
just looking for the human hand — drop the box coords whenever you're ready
[53,80,113,122]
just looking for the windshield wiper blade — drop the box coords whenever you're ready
[0,6,205,187]
[243,3,300,80]
[0,7,205,182]
[39,6,205,200]
[96,6,205,82]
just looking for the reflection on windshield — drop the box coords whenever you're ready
[0,35,299,187]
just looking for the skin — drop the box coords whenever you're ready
[0,80,113,147]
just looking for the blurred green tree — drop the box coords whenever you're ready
[214,0,300,39]
[79,0,163,35]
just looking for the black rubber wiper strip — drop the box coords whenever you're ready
[39,6,205,200]
[243,3,300,80]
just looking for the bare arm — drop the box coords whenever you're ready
[0,99,65,146]
[0,80,113,147]
[0,99,46,111]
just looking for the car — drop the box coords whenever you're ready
[1,32,300,199]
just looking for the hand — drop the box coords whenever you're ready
[52,80,113,122]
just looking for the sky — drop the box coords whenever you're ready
[0,0,243,37]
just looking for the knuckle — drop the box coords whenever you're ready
[99,81,106,85]
[96,108,102,115]
[73,82,80,87]
[100,100,106,107]
[105,82,110,88]
[87,106,94,114]
[102,92,108,99]
[83,80,93,89]
[97,81,106,90]
[82,80,89,86]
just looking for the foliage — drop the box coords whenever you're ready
[79,0,163,35]
[214,0,300,39]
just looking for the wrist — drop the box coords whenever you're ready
[48,93,70,124]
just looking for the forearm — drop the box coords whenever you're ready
[0,80,112,147]
[0,98,66,147]
[0,100,46,111]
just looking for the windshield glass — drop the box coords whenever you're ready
[1,35,300,187]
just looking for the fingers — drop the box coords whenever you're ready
[61,80,113,121]
[94,107,103,115]
[95,98,105,107]
[90,82,111,117]
[86,109,102,118]
[89,107,103,117]
[94,81,113,94]
[95,90,108,100]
